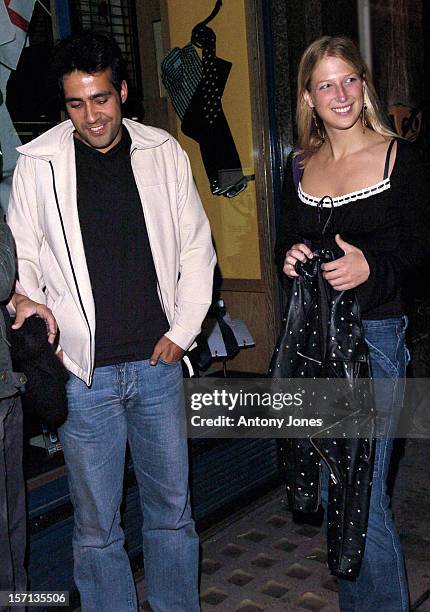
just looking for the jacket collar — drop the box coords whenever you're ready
[16,118,170,161]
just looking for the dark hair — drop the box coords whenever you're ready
[52,31,126,96]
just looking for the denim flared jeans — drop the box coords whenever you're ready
[58,359,199,612]
[322,316,410,611]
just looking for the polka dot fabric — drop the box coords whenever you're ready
[181,24,247,197]
[269,249,376,578]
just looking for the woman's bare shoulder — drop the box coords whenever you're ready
[365,133,397,175]
[366,132,395,153]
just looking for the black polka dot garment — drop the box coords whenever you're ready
[181,23,246,197]
[268,248,376,579]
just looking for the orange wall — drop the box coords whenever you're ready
[165,0,261,279]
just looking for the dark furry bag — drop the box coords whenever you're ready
[9,315,69,429]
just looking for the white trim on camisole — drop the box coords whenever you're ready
[298,177,391,207]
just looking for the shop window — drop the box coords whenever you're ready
[7,0,143,141]
[71,0,143,117]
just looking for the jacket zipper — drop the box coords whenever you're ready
[49,162,94,384]
[308,434,339,485]
[309,401,369,487]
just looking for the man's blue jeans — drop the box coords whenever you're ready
[58,359,199,612]
[322,316,410,612]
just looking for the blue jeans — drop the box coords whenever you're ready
[58,360,199,612]
[322,316,409,612]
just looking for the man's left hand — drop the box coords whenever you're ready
[149,335,185,366]
[11,293,58,344]
[321,234,370,291]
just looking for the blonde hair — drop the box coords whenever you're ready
[296,36,397,163]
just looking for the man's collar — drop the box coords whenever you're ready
[17,118,170,161]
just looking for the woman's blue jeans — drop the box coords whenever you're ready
[321,316,410,612]
[58,359,200,612]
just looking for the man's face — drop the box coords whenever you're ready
[63,68,128,153]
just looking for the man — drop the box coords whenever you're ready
[0,219,56,612]
[0,305,26,612]
[1,92,58,612]
[8,31,215,612]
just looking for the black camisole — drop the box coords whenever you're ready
[275,140,430,319]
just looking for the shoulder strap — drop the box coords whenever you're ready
[292,153,304,191]
[383,139,396,180]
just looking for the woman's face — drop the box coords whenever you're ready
[304,55,364,132]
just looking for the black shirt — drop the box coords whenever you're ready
[275,140,430,319]
[74,127,169,366]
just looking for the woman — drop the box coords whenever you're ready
[276,36,430,611]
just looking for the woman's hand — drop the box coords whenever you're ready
[321,234,370,290]
[283,243,313,278]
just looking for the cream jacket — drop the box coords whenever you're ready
[8,119,216,384]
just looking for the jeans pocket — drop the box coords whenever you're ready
[366,339,398,379]
[158,358,180,367]
[365,317,408,379]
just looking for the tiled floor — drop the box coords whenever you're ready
[198,493,337,611]
[135,439,430,611]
